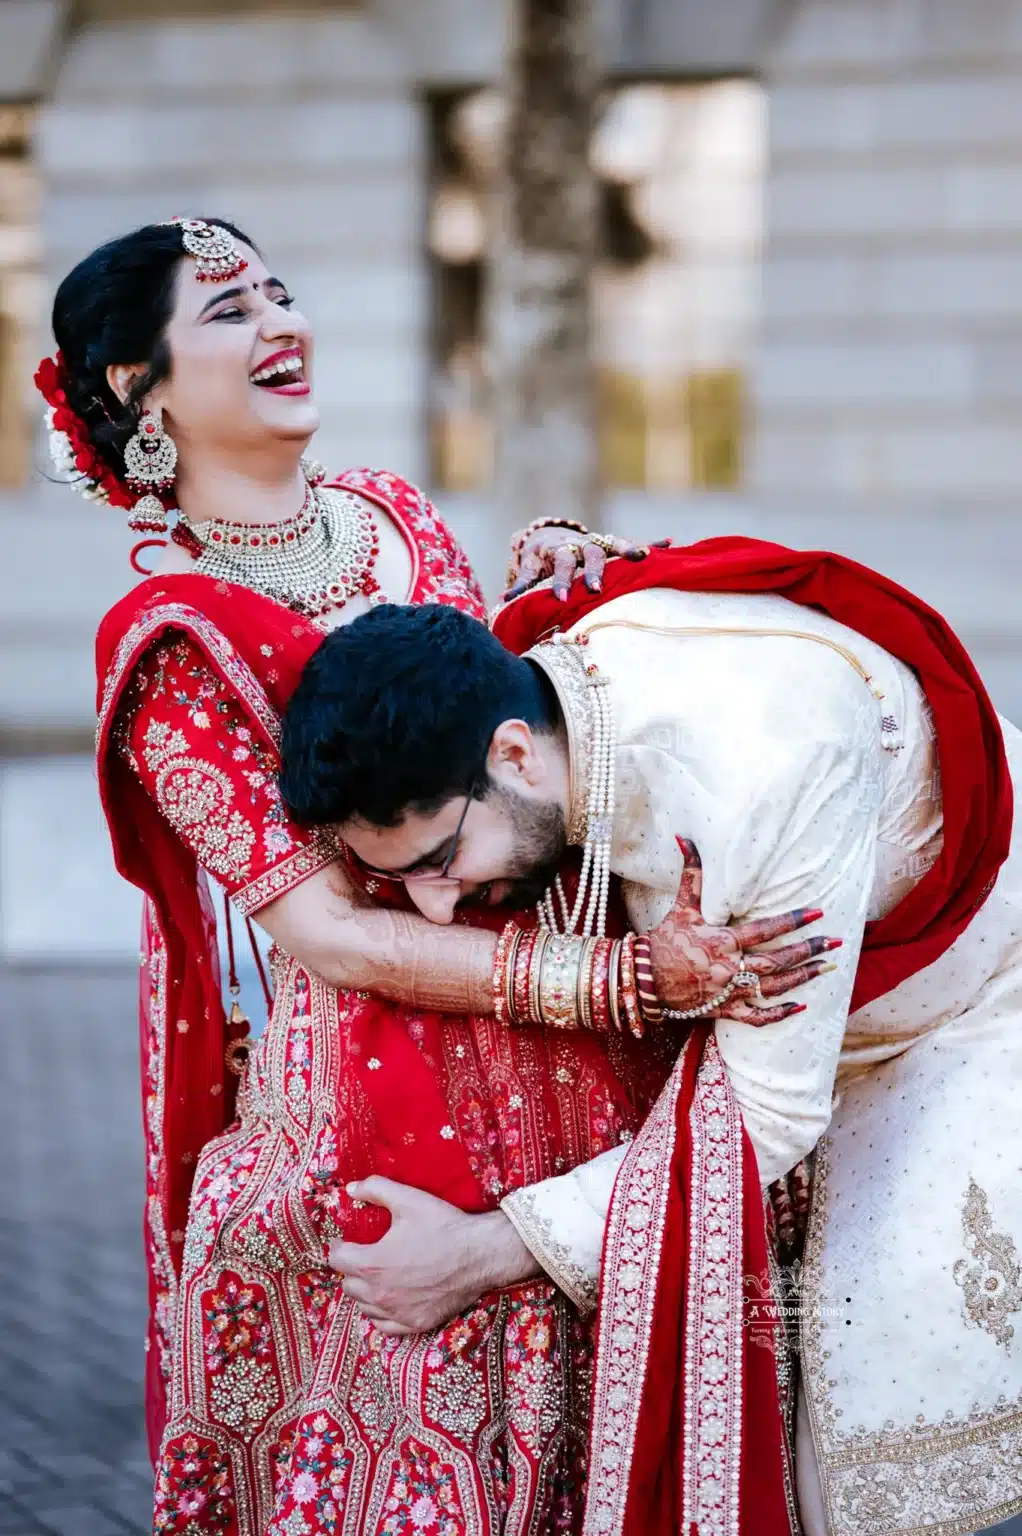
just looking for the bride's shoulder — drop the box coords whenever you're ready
[151,540,196,576]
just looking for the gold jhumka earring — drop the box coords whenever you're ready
[124,409,177,534]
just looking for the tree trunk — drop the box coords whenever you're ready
[488,0,601,544]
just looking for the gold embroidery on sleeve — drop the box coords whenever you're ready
[143,719,256,881]
[953,1177,1022,1351]
[501,1186,599,1313]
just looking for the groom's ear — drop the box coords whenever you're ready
[487,719,545,788]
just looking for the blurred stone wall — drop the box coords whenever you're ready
[752,0,1022,717]
[3,0,1022,961]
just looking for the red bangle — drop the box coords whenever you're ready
[512,927,539,1025]
[632,935,664,1026]
[619,933,645,1040]
[589,937,614,1033]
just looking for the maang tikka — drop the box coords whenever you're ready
[124,409,177,534]
[164,216,248,283]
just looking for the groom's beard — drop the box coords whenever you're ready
[465,783,567,909]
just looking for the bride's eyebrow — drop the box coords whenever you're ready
[196,277,286,320]
[198,284,248,318]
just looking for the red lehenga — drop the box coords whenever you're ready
[95,470,671,1536]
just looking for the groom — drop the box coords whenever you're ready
[279,552,1017,1536]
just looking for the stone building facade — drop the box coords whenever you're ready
[1,0,1020,739]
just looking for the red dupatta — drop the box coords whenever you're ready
[493,540,1012,1536]
[97,575,325,1452]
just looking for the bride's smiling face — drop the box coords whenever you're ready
[152,241,319,454]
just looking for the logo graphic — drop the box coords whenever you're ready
[744,1261,851,1354]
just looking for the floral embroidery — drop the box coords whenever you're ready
[118,629,333,904]
[203,1274,279,1437]
[374,1438,467,1536]
[153,1432,237,1533]
[682,1037,744,1536]
[267,1412,353,1535]
[953,1177,1022,1351]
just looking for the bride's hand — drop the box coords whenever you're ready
[503,521,666,603]
[648,837,843,1027]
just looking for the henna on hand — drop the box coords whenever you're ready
[503,527,647,602]
[647,837,840,1026]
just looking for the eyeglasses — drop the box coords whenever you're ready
[360,778,478,884]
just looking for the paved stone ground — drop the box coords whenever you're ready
[1,967,150,1536]
[2,962,1020,1536]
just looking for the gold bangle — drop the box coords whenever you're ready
[529,930,549,1027]
[576,937,597,1033]
[608,939,624,1034]
[492,921,518,1026]
[539,933,586,1030]
[504,925,523,1025]
[524,516,590,540]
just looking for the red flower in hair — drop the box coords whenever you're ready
[34,349,139,511]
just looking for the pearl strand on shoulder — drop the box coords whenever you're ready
[538,652,617,940]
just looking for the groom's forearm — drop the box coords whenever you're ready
[257,864,497,1014]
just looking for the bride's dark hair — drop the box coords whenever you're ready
[50,218,255,482]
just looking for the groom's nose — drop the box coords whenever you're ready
[405,879,461,925]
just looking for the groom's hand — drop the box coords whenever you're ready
[328,1177,541,1336]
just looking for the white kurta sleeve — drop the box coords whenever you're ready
[502,1144,627,1313]
[502,629,889,1296]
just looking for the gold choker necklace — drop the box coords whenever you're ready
[176,485,385,619]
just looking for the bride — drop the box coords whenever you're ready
[38,217,820,1536]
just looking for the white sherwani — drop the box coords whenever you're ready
[501,586,1022,1536]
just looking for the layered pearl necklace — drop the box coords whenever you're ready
[535,638,617,939]
[175,483,385,620]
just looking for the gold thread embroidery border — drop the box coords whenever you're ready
[682,1036,744,1536]
[98,601,282,753]
[233,838,339,918]
[801,1138,1022,1536]
[582,1035,690,1536]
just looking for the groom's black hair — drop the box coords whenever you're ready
[280,603,558,827]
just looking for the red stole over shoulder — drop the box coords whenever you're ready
[493,540,1012,1536]
[493,538,1012,1012]
[96,575,325,1450]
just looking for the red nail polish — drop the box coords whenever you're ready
[801,907,824,923]
[788,1003,808,1015]
[823,937,843,951]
